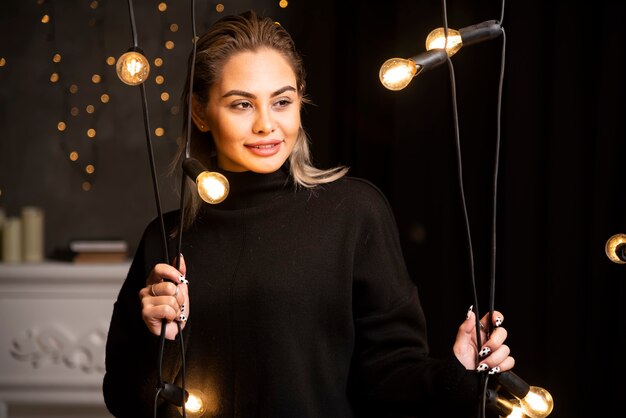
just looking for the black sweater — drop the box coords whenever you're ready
[103,166,479,417]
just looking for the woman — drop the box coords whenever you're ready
[103,10,513,417]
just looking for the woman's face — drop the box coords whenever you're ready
[196,48,301,173]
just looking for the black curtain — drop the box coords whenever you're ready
[290,1,626,417]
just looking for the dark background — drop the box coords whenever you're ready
[1,1,625,417]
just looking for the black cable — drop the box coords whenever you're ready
[125,0,169,264]
[139,80,170,264]
[488,27,506,337]
[175,0,198,267]
[153,387,162,418]
[439,0,483,358]
[178,321,187,418]
[155,320,167,418]
[440,1,507,417]
[172,2,199,417]
[122,1,189,417]
[126,0,139,48]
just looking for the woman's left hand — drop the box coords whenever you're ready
[453,307,515,374]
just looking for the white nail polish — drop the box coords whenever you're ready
[488,366,501,375]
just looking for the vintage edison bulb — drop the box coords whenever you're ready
[116,50,150,85]
[605,233,626,264]
[518,386,554,418]
[425,27,463,57]
[196,171,229,204]
[379,58,418,91]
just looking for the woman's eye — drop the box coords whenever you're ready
[233,101,252,109]
[274,99,292,108]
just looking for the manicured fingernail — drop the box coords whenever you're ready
[479,347,491,358]
[180,304,185,311]
[495,316,503,327]
[180,275,189,285]
[488,366,501,375]
[476,363,489,372]
[179,253,184,258]
[179,313,187,322]
[466,305,473,319]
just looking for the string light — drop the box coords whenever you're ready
[41,0,109,191]
[116,50,150,85]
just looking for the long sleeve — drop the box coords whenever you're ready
[347,178,479,417]
[102,217,185,417]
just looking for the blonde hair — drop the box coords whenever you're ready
[174,10,348,227]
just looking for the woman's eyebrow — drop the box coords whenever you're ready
[222,85,296,99]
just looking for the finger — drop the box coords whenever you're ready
[478,327,509,357]
[148,280,180,299]
[460,308,478,334]
[480,310,504,329]
[491,310,504,327]
[147,263,185,286]
[142,303,181,328]
[173,253,187,278]
[497,355,515,372]
[476,344,511,372]
[142,293,182,317]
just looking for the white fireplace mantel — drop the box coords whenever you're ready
[0,261,130,418]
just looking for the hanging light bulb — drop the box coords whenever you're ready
[379,58,418,91]
[178,389,206,417]
[497,372,554,418]
[518,386,554,418]
[425,27,463,57]
[382,19,503,90]
[425,20,503,58]
[379,49,448,91]
[605,233,626,264]
[183,158,229,204]
[116,48,150,86]
[486,389,529,418]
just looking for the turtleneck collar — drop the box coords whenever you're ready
[205,164,294,211]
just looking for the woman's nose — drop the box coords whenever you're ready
[253,108,275,134]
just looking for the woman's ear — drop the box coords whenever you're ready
[191,96,210,132]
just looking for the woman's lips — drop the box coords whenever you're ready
[245,140,283,156]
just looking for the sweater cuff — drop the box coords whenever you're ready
[437,355,481,413]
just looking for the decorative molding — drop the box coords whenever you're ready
[10,325,107,374]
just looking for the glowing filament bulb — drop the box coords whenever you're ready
[178,389,214,417]
[605,233,626,264]
[519,386,554,418]
[505,403,528,418]
[185,391,205,415]
[379,58,418,91]
[116,50,150,86]
[197,172,229,204]
[183,158,229,204]
[425,27,463,57]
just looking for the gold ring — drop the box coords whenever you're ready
[151,283,158,297]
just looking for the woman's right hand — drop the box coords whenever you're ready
[138,255,189,340]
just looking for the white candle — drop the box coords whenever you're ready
[2,217,22,263]
[21,206,44,262]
